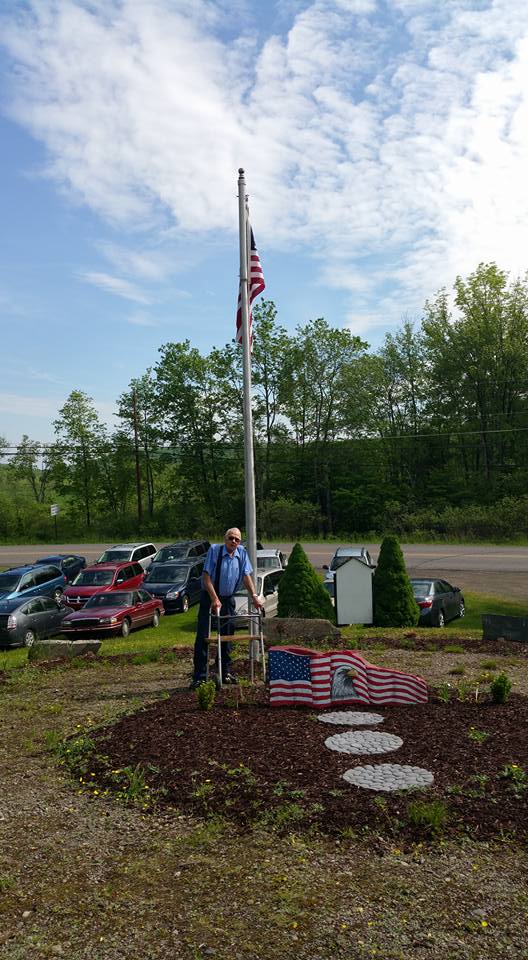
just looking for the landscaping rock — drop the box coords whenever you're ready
[263,617,341,643]
[28,638,101,661]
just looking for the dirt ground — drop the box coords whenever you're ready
[0,646,527,960]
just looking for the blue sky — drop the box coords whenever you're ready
[2,0,528,445]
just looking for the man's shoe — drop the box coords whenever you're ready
[189,678,205,690]
[223,673,239,685]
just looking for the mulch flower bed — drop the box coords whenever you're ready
[85,683,528,843]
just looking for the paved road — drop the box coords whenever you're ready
[1,540,528,571]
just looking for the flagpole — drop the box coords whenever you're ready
[237,168,258,590]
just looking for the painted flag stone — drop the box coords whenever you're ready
[343,764,434,792]
[324,730,403,755]
[317,711,384,726]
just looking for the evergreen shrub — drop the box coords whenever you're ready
[372,534,420,627]
[277,543,335,621]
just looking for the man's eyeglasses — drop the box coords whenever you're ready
[227,535,241,543]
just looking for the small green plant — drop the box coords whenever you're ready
[490,672,512,704]
[444,645,464,654]
[467,726,489,743]
[436,682,451,703]
[48,732,97,778]
[498,764,526,795]
[449,664,465,676]
[456,680,473,702]
[481,660,497,671]
[407,799,449,836]
[195,679,217,711]
[113,764,151,804]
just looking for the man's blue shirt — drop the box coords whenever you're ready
[202,543,253,597]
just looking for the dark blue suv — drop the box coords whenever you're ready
[0,564,67,604]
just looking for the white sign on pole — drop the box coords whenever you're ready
[50,504,60,517]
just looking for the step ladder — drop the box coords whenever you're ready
[205,610,266,688]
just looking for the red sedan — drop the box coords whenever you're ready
[63,561,144,609]
[61,589,163,638]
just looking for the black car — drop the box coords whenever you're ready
[152,539,210,564]
[0,595,70,648]
[142,559,204,612]
[410,578,465,628]
[35,554,86,583]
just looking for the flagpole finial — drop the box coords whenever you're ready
[238,167,245,175]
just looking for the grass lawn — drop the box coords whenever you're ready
[1,588,527,672]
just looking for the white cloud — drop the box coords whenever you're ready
[126,311,159,328]
[80,271,153,304]
[3,0,528,327]
[0,393,60,418]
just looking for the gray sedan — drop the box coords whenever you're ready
[0,596,70,648]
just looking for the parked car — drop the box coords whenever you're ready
[323,546,374,598]
[142,559,204,612]
[0,564,67,604]
[234,568,285,624]
[0,595,70,648]
[63,562,144,609]
[34,554,86,582]
[95,543,157,571]
[410,578,465,627]
[256,549,288,570]
[62,589,164,638]
[152,539,210,564]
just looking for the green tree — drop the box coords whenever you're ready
[8,435,52,504]
[422,263,528,494]
[277,542,335,620]
[52,391,109,528]
[372,534,419,627]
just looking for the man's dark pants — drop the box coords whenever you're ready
[193,590,236,682]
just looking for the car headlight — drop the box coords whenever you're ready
[166,590,180,599]
[99,616,119,624]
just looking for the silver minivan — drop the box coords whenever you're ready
[323,546,374,598]
[95,542,157,572]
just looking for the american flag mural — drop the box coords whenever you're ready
[236,227,265,345]
[269,646,428,707]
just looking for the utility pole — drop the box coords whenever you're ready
[132,388,143,529]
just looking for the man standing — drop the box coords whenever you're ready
[190,527,264,687]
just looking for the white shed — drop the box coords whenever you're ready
[334,556,374,626]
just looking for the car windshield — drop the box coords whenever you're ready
[85,592,133,608]
[97,550,130,563]
[73,570,114,586]
[154,547,187,562]
[36,557,59,565]
[257,557,279,569]
[235,577,262,597]
[411,581,433,597]
[0,573,21,591]
[144,564,189,584]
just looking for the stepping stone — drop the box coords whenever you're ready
[343,763,434,791]
[324,730,403,755]
[317,711,384,726]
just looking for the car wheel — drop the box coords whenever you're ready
[459,600,465,619]
[24,629,37,647]
[436,609,445,628]
[120,618,131,638]
[53,588,63,603]
[152,610,160,628]
[180,595,189,613]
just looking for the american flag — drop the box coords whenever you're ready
[236,227,265,345]
[269,646,428,707]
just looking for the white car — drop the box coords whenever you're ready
[256,548,288,571]
[234,568,285,623]
[323,546,374,598]
[95,542,157,572]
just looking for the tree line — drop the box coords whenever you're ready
[3,262,528,543]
